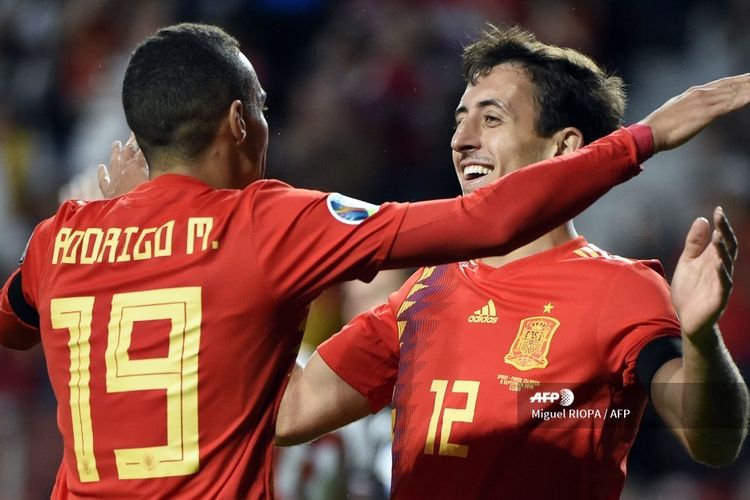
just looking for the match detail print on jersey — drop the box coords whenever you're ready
[325,193,380,225]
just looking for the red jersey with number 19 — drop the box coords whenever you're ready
[19,175,409,499]
[319,236,681,500]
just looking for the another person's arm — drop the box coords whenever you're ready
[650,208,748,466]
[275,355,372,446]
[101,77,750,297]
[276,280,410,445]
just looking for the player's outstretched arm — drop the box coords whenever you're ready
[98,133,149,198]
[386,74,750,269]
[651,208,749,466]
[640,73,750,152]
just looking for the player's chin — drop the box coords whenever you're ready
[460,175,493,194]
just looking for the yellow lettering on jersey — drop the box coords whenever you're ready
[51,296,99,482]
[52,228,73,264]
[105,288,201,478]
[186,218,214,255]
[154,221,174,257]
[80,229,104,265]
[51,287,202,482]
[424,379,480,458]
[62,231,85,264]
[98,228,122,263]
[116,227,140,262]
[49,220,179,265]
[133,228,157,261]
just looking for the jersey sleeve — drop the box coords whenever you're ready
[317,303,399,412]
[595,261,681,388]
[18,215,58,310]
[0,215,56,349]
[384,126,650,268]
[316,271,422,412]
[249,181,408,302]
[0,270,40,349]
[254,125,650,302]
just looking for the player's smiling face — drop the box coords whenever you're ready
[451,63,559,195]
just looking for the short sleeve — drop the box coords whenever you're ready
[249,181,409,302]
[317,303,400,413]
[595,261,681,388]
[317,269,423,411]
[19,216,57,310]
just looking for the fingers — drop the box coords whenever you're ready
[717,260,734,294]
[682,217,711,259]
[710,207,736,282]
[712,228,734,277]
[97,164,110,197]
[713,207,738,260]
[702,73,750,116]
[110,140,122,168]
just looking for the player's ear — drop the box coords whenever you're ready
[553,127,584,155]
[228,100,247,145]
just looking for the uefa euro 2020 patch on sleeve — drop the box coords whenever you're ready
[326,193,380,225]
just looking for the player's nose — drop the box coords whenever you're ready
[451,118,481,153]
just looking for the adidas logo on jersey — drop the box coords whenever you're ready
[468,299,498,323]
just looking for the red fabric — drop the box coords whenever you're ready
[7,122,649,498]
[626,123,654,163]
[320,237,680,500]
[386,126,646,268]
[24,175,408,499]
[0,270,40,350]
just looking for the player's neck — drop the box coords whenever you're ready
[480,222,577,268]
[150,149,255,189]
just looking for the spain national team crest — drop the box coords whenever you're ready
[504,316,560,371]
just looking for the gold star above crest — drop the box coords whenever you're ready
[543,302,554,313]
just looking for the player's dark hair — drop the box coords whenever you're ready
[462,25,625,143]
[122,23,257,164]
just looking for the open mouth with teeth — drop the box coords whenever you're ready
[463,165,493,181]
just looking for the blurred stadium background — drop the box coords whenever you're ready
[0,0,748,498]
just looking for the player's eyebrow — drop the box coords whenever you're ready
[455,98,514,120]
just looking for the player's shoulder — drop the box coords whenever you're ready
[388,265,449,306]
[56,198,91,217]
[570,241,668,283]
[51,197,126,226]
[246,178,293,190]
[242,178,328,208]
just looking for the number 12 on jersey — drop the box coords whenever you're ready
[424,379,479,458]
[50,287,202,482]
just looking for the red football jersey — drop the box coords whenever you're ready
[18,175,409,499]
[319,236,681,500]
[0,126,652,498]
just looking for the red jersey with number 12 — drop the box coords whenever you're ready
[319,237,681,500]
